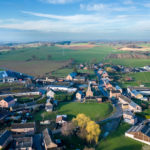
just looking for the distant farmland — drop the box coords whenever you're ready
[0,60,70,77]
[0,44,150,76]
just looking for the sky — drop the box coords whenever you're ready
[0,0,150,42]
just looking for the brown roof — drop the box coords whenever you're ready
[43,128,57,148]
[11,122,35,129]
[56,116,63,123]
[15,137,32,148]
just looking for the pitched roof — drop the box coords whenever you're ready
[43,128,57,148]
[115,85,121,90]
[69,72,77,78]
[11,122,35,129]
[3,96,14,103]
[77,91,83,95]
[0,71,8,79]
[15,137,32,148]
[0,130,11,146]
[127,121,150,137]
[119,95,131,103]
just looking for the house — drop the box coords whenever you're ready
[130,90,143,99]
[118,95,142,112]
[0,130,12,149]
[115,85,122,93]
[129,101,142,112]
[43,128,57,150]
[76,91,84,100]
[0,109,10,122]
[102,71,109,78]
[105,83,113,89]
[45,102,53,112]
[109,90,121,98]
[0,96,16,108]
[125,120,150,145]
[123,111,137,125]
[0,71,16,83]
[86,82,93,97]
[47,89,55,98]
[56,115,67,125]
[11,122,35,135]
[66,72,77,81]
[73,76,86,82]
[98,68,103,75]
[15,137,33,150]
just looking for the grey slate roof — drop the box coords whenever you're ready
[127,121,150,137]
[0,130,11,146]
[3,96,14,103]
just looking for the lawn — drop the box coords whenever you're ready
[57,102,113,121]
[32,102,113,122]
[120,72,150,87]
[97,123,143,150]
[52,68,73,78]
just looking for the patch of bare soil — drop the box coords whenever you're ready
[107,53,150,59]
[56,44,99,50]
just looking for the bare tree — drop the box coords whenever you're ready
[61,122,75,136]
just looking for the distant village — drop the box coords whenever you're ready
[0,63,150,149]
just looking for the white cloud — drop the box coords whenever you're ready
[39,0,74,4]
[0,10,150,37]
[80,3,136,12]
[22,11,104,23]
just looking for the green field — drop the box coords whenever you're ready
[107,59,150,67]
[0,45,150,77]
[97,123,143,150]
[0,46,116,63]
[57,102,113,121]
[32,102,113,122]
[121,72,150,87]
[52,68,73,78]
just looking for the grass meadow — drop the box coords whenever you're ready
[32,102,113,122]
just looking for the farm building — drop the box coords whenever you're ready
[125,120,150,145]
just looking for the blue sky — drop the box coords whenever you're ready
[0,0,150,42]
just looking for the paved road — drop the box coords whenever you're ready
[97,103,123,124]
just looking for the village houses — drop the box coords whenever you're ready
[0,96,16,108]
[118,95,142,112]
